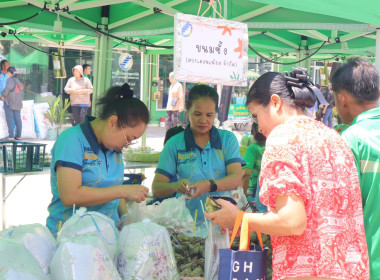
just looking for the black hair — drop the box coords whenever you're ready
[0,60,8,70]
[164,125,184,145]
[25,80,32,86]
[331,57,379,102]
[97,83,150,127]
[7,66,17,77]
[246,69,319,110]
[185,84,219,111]
[251,122,266,145]
[82,64,91,71]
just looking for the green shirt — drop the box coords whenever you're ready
[83,73,92,83]
[341,107,380,279]
[243,142,265,190]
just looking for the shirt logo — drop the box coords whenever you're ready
[178,152,197,160]
[83,152,101,161]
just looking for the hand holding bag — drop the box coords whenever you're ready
[218,211,268,280]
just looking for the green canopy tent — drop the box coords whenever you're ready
[0,0,379,107]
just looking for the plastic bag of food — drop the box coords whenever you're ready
[204,224,229,280]
[0,237,48,280]
[171,232,205,277]
[57,207,119,264]
[118,219,178,280]
[124,196,195,235]
[0,223,58,275]
[51,234,121,280]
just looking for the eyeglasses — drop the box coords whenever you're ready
[119,121,137,148]
[251,103,264,123]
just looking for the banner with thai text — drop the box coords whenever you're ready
[174,13,248,86]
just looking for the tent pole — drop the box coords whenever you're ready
[92,16,112,116]
[376,29,380,107]
[140,49,150,147]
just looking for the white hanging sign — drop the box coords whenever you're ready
[174,13,248,86]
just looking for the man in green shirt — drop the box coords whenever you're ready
[82,64,93,115]
[332,57,380,279]
[242,122,265,197]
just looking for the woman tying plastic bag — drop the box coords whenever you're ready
[205,69,370,279]
[152,84,244,227]
[46,83,150,237]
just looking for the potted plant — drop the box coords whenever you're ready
[43,96,60,140]
[43,95,72,140]
[57,97,72,135]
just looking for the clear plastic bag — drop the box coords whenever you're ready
[231,186,249,211]
[0,223,58,276]
[118,219,179,280]
[204,224,229,280]
[124,196,195,236]
[0,237,48,280]
[51,234,121,280]
[57,207,119,264]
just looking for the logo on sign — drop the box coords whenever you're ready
[182,22,193,37]
[119,53,133,71]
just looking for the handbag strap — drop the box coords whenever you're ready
[229,211,245,249]
[228,211,263,251]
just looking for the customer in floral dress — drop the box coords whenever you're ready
[205,69,369,280]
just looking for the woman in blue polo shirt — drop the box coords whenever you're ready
[46,83,150,236]
[152,84,244,222]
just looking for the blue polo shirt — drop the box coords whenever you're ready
[0,72,8,94]
[156,125,244,222]
[46,116,124,236]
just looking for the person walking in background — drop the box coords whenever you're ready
[0,66,24,140]
[64,65,93,125]
[322,85,334,127]
[82,64,93,115]
[82,64,92,82]
[165,72,184,130]
[331,57,380,279]
[306,84,320,119]
[0,59,10,94]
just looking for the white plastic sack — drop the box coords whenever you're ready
[57,208,119,264]
[0,100,37,139]
[51,234,121,280]
[125,196,195,235]
[0,237,48,280]
[33,102,50,139]
[0,223,58,275]
[204,224,229,280]
[21,100,36,139]
[0,101,9,138]
[118,219,178,280]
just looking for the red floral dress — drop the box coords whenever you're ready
[259,116,369,280]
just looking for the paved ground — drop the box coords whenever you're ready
[0,124,247,231]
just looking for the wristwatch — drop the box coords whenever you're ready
[209,180,218,192]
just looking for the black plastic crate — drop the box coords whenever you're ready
[0,141,47,173]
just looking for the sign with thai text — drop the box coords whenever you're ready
[174,13,248,86]
[228,104,250,123]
